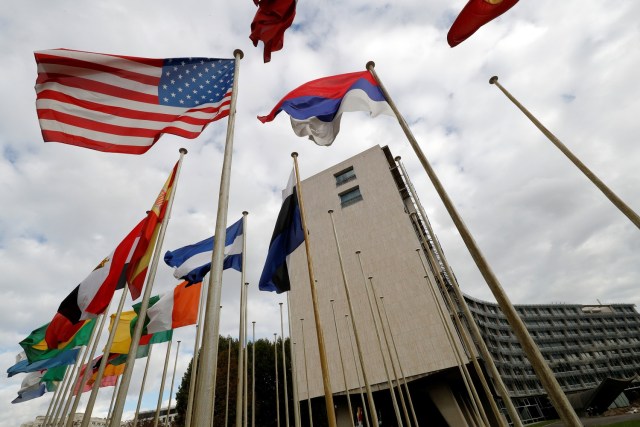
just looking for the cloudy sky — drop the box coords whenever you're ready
[1,0,639,424]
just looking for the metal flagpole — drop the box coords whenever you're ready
[293,342,302,427]
[192,49,244,427]
[396,156,522,427]
[275,333,281,427]
[58,321,101,427]
[489,76,640,230]
[299,320,313,427]
[208,305,223,419]
[109,148,188,427]
[225,338,232,427]
[330,300,355,427]
[82,288,130,427]
[153,340,173,427]
[367,61,582,427]
[252,322,256,427]
[279,303,290,427]
[366,276,410,427]
[244,283,249,427]
[415,250,489,427]
[166,340,181,426]
[286,294,301,427]
[355,260,404,427]
[106,376,120,424]
[132,343,154,427]
[235,213,249,427]
[235,281,247,427]
[327,210,379,427]
[378,296,418,427]
[65,311,110,427]
[48,350,78,426]
[345,314,370,427]
[185,275,209,427]
[413,219,507,427]
[42,376,60,426]
[291,152,337,427]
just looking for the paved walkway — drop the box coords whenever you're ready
[542,412,640,426]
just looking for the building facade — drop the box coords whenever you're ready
[287,145,640,426]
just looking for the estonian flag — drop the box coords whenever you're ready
[164,218,243,284]
[259,170,304,293]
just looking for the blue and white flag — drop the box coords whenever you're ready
[258,170,304,293]
[11,371,47,404]
[164,218,243,284]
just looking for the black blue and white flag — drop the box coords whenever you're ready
[259,170,304,293]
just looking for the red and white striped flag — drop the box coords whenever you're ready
[34,49,235,154]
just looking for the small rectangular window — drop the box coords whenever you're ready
[335,166,356,186]
[339,186,363,207]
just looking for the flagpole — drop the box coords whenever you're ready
[244,283,249,427]
[47,347,79,426]
[251,322,256,427]
[153,340,173,427]
[327,210,379,427]
[489,76,640,230]
[413,218,507,426]
[106,376,120,424]
[286,294,301,427]
[279,302,290,427]
[235,283,246,427]
[415,250,489,427]
[345,314,370,427]
[109,148,188,427]
[165,340,181,426]
[293,341,302,427]
[57,321,100,427]
[330,300,355,427]
[354,253,403,427]
[42,375,60,426]
[225,338,232,427]
[378,296,419,427]
[193,48,244,427]
[48,351,79,426]
[366,276,409,427]
[81,288,130,427]
[65,311,110,427]
[291,152,337,427]
[132,343,154,427]
[299,319,313,427]
[185,275,209,427]
[208,305,223,419]
[274,333,281,427]
[366,61,582,427]
[396,156,522,427]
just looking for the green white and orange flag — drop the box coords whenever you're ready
[126,162,179,299]
[133,281,201,335]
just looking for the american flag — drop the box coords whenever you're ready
[35,49,235,154]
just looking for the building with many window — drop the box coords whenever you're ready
[287,145,640,426]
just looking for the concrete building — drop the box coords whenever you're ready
[287,145,640,426]
[287,145,493,426]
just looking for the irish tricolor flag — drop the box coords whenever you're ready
[144,281,201,334]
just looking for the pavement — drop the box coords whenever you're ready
[542,412,640,426]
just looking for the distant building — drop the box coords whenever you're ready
[20,414,109,427]
[287,145,640,426]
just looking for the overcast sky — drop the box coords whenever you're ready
[1,0,639,424]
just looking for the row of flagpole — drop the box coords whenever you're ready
[22,48,640,427]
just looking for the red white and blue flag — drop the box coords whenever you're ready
[35,49,235,154]
[258,71,393,146]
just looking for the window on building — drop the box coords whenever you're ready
[334,166,357,186]
[339,186,363,207]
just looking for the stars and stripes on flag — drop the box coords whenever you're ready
[258,70,393,146]
[164,217,243,284]
[35,49,235,154]
[447,0,519,47]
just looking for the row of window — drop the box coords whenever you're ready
[334,166,363,207]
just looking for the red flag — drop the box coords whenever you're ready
[45,219,145,349]
[249,0,296,63]
[126,162,179,299]
[447,0,519,47]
